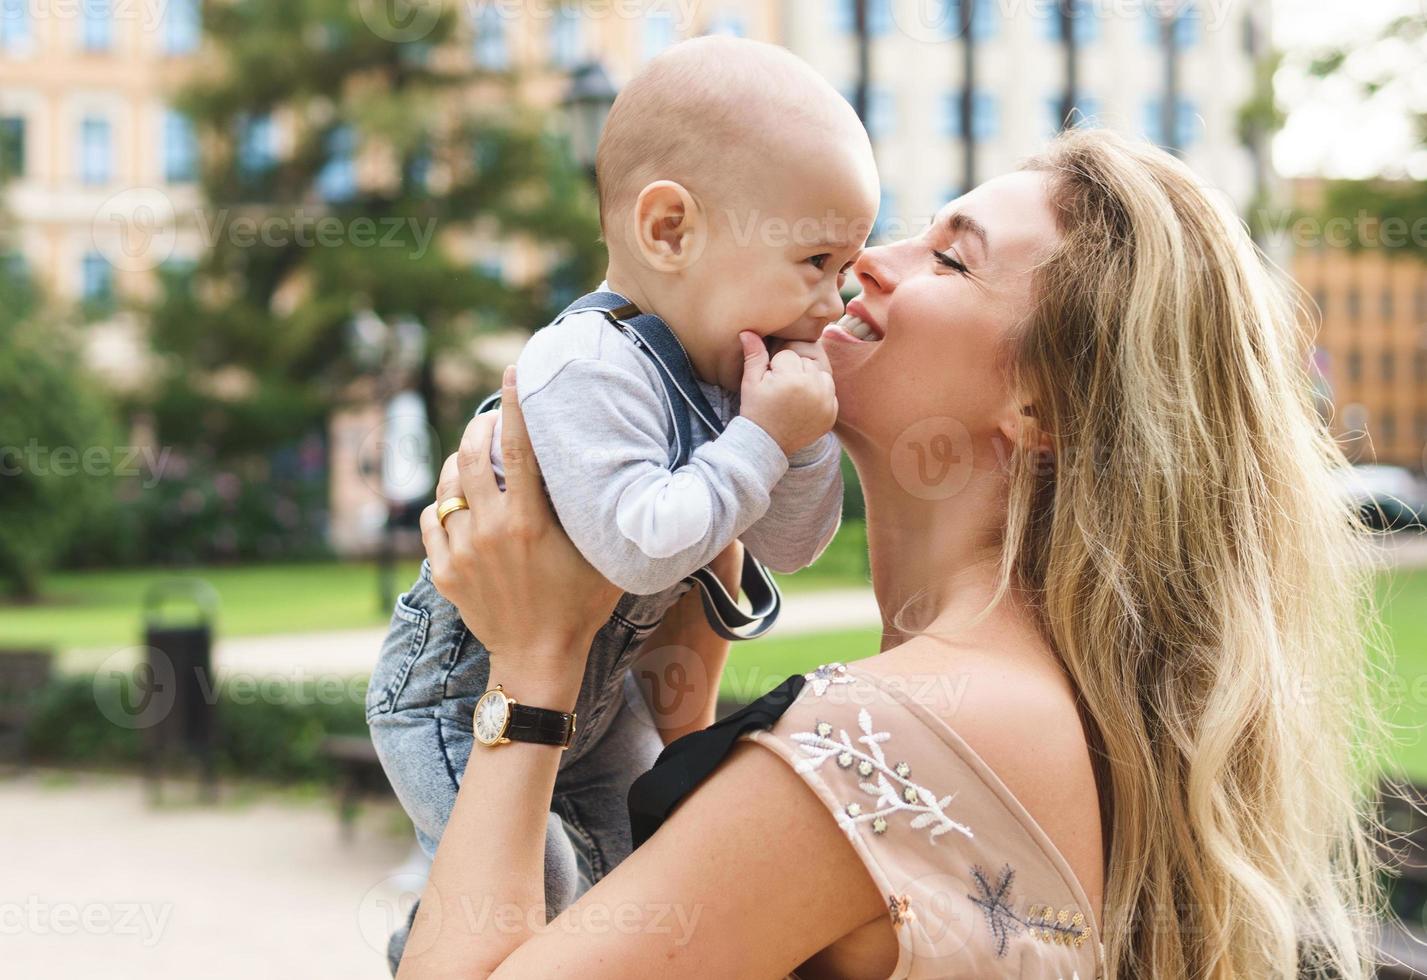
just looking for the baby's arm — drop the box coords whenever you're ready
[517,356,789,597]
[629,540,743,745]
[737,432,843,573]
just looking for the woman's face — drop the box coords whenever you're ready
[824,170,1060,465]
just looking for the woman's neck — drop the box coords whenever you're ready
[856,453,1023,653]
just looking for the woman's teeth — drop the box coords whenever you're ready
[836,313,881,342]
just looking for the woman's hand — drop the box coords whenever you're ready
[420,365,623,688]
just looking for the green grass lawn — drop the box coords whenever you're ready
[0,521,871,652]
[0,559,426,651]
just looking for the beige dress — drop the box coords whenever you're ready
[740,662,1106,980]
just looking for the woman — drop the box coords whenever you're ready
[394,128,1392,978]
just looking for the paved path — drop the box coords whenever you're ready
[0,768,416,980]
[59,586,885,679]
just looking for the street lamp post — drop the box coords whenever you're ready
[561,61,618,181]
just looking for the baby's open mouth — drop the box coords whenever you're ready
[831,311,883,342]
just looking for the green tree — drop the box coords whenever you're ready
[1300,14,1427,258]
[0,260,118,599]
[145,0,604,459]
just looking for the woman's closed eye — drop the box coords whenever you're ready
[933,248,968,274]
[807,253,831,270]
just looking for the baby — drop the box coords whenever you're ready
[367,35,878,967]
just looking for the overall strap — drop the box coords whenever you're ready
[552,290,724,470]
[477,289,783,641]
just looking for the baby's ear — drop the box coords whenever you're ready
[631,180,706,272]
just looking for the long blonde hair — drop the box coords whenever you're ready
[946,128,1399,977]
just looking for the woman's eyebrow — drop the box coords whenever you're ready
[946,211,990,257]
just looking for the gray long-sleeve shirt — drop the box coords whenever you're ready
[488,293,843,597]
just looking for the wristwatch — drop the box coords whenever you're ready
[472,684,578,749]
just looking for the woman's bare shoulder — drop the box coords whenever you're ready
[848,639,1105,911]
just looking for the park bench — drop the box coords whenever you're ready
[319,734,395,841]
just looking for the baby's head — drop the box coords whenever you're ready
[596,37,879,391]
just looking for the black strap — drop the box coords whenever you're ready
[476,289,784,641]
[506,701,576,748]
[627,672,806,847]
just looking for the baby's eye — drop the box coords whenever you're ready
[806,253,831,270]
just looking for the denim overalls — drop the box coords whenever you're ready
[366,290,781,974]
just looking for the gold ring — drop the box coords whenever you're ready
[436,497,469,528]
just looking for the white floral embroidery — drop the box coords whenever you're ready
[803,662,855,697]
[790,706,975,843]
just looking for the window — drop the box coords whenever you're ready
[1381,287,1395,321]
[940,90,996,140]
[1142,0,1199,48]
[1142,97,1200,148]
[873,189,896,241]
[970,0,998,42]
[315,125,357,202]
[706,13,745,37]
[1313,288,1327,316]
[80,116,111,185]
[1380,409,1396,443]
[163,0,200,54]
[1047,94,1103,135]
[1346,348,1362,383]
[1346,287,1361,320]
[81,251,113,303]
[159,256,197,297]
[643,9,676,60]
[1380,350,1394,383]
[1,0,32,52]
[841,86,895,141]
[80,0,111,51]
[943,91,962,138]
[1415,409,1427,445]
[474,5,507,69]
[238,113,276,176]
[971,91,998,139]
[549,6,581,68]
[0,116,23,178]
[869,87,895,140]
[1042,0,1099,43]
[832,0,892,35]
[1416,350,1427,384]
[163,110,197,183]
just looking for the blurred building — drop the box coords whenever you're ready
[1293,182,1427,473]
[0,0,1283,553]
[785,0,1273,240]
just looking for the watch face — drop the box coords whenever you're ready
[473,689,510,745]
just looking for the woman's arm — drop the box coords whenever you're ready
[490,739,892,979]
[399,367,889,979]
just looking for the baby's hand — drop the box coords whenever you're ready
[737,331,837,457]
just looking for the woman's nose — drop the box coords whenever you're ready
[851,245,897,295]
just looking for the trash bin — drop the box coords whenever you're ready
[141,578,220,804]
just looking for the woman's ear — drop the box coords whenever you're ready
[997,401,1054,460]
[630,180,706,272]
